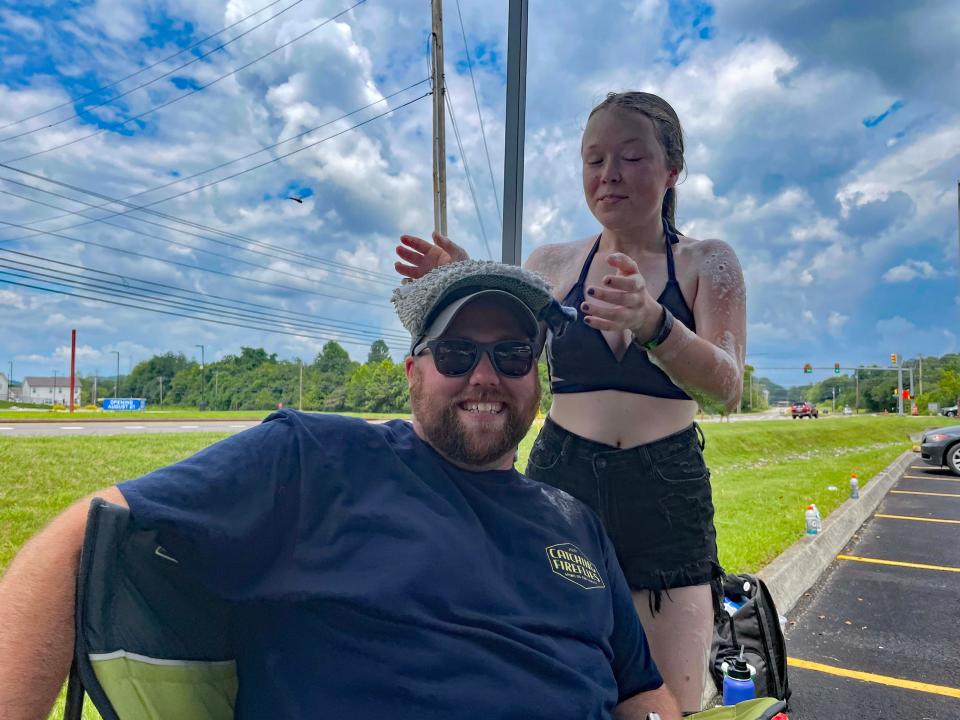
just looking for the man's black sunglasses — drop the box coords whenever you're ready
[414,338,535,378]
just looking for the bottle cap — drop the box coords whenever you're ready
[728,656,752,680]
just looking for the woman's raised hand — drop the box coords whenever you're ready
[395,232,469,280]
[580,253,663,341]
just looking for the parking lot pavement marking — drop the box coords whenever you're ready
[890,489,960,498]
[875,513,960,525]
[787,658,960,699]
[837,554,960,573]
[902,474,960,481]
[60,426,85,430]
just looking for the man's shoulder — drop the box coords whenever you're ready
[263,409,406,435]
[517,472,600,529]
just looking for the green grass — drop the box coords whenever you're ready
[0,407,409,421]
[0,414,954,719]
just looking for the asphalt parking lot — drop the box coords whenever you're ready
[785,461,960,718]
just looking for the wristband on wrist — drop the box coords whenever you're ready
[639,306,674,350]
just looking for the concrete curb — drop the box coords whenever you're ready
[757,449,916,615]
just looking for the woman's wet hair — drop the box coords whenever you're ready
[588,92,685,231]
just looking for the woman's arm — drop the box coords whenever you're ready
[579,240,746,412]
[649,239,746,411]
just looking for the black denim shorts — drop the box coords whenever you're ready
[526,417,722,597]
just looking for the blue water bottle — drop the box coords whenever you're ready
[722,650,756,705]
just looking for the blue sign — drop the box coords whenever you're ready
[103,398,146,411]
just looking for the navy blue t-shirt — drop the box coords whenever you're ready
[119,410,661,719]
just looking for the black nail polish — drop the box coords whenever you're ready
[587,287,595,296]
[582,303,590,311]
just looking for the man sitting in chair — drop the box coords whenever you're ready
[0,261,680,720]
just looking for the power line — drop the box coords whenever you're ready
[452,0,502,230]
[0,246,406,339]
[4,79,429,283]
[0,216,392,309]
[0,264,407,344]
[0,91,430,285]
[0,0,305,141]
[0,275,392,349]
[3,0,370,163]
[445,89,493,260]
[0,183,396,296]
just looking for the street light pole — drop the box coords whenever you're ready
[195,345,205,408]
[7,361,11,401]
[53,370,58,406]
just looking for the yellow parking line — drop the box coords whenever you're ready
[837,555,960,573]
[875,513,960,525]
[891,490,960,498]
[788,658,960,699]
[902,474,960,481]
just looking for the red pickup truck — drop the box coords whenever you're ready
[791,401,819,419]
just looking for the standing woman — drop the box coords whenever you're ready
[395,92,746,712]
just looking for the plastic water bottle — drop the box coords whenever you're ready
[805,504,821,534]
[722,650,756,705]
[850,472,860,499]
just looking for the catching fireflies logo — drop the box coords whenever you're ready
[545,543,605,590]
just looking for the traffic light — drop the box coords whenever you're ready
[834,363,840,374]
[803,363,812,374]
[890,353,898,365]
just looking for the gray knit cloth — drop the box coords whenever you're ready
[392,260,554,342]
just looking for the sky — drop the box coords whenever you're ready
[0,0,958,389]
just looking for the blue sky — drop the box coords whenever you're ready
[0,0,957,389]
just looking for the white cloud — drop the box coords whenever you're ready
[882,260,936,282]
[827,312,849,337]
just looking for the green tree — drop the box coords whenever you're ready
[367,339,391,365]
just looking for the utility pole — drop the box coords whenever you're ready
[919,355,923,396]
[92,369,98,407]
[53,370,58,406]
[195,344,205,408]
[299,360,303,411]
[855,368,859,415]
[430,0,447,237]
[111,351,120,398]
[832,386,836,414]
[69,328,77,412]
[214,371,219,407]
[158,376,164,408]
[896,354,903,415]
[7,360,12,401]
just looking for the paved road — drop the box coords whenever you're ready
[785,460,960,718]
[0,420,262,436]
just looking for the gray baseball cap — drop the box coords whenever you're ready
[392,260,577,353]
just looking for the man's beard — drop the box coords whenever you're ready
[411,367,540,468]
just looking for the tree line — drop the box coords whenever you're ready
[748,353,960,414]
[78,343,960,416]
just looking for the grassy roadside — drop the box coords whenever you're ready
[0,414,953,720]
[0,407,409,421]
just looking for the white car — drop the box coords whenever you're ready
[842,406,853,416]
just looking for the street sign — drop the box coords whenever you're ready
[103,398,146,411]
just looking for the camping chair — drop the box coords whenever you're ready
[65,498,237,719]
[65,499,787,719]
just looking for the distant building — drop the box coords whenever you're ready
[0,372,8,401]
[21,376,82,406]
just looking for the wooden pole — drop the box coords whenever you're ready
[69,329,76,412]
[431,0,447,237]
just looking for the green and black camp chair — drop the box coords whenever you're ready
[66,498,237,719]
[65,498,788,719]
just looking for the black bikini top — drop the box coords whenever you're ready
[546,222,696,399]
